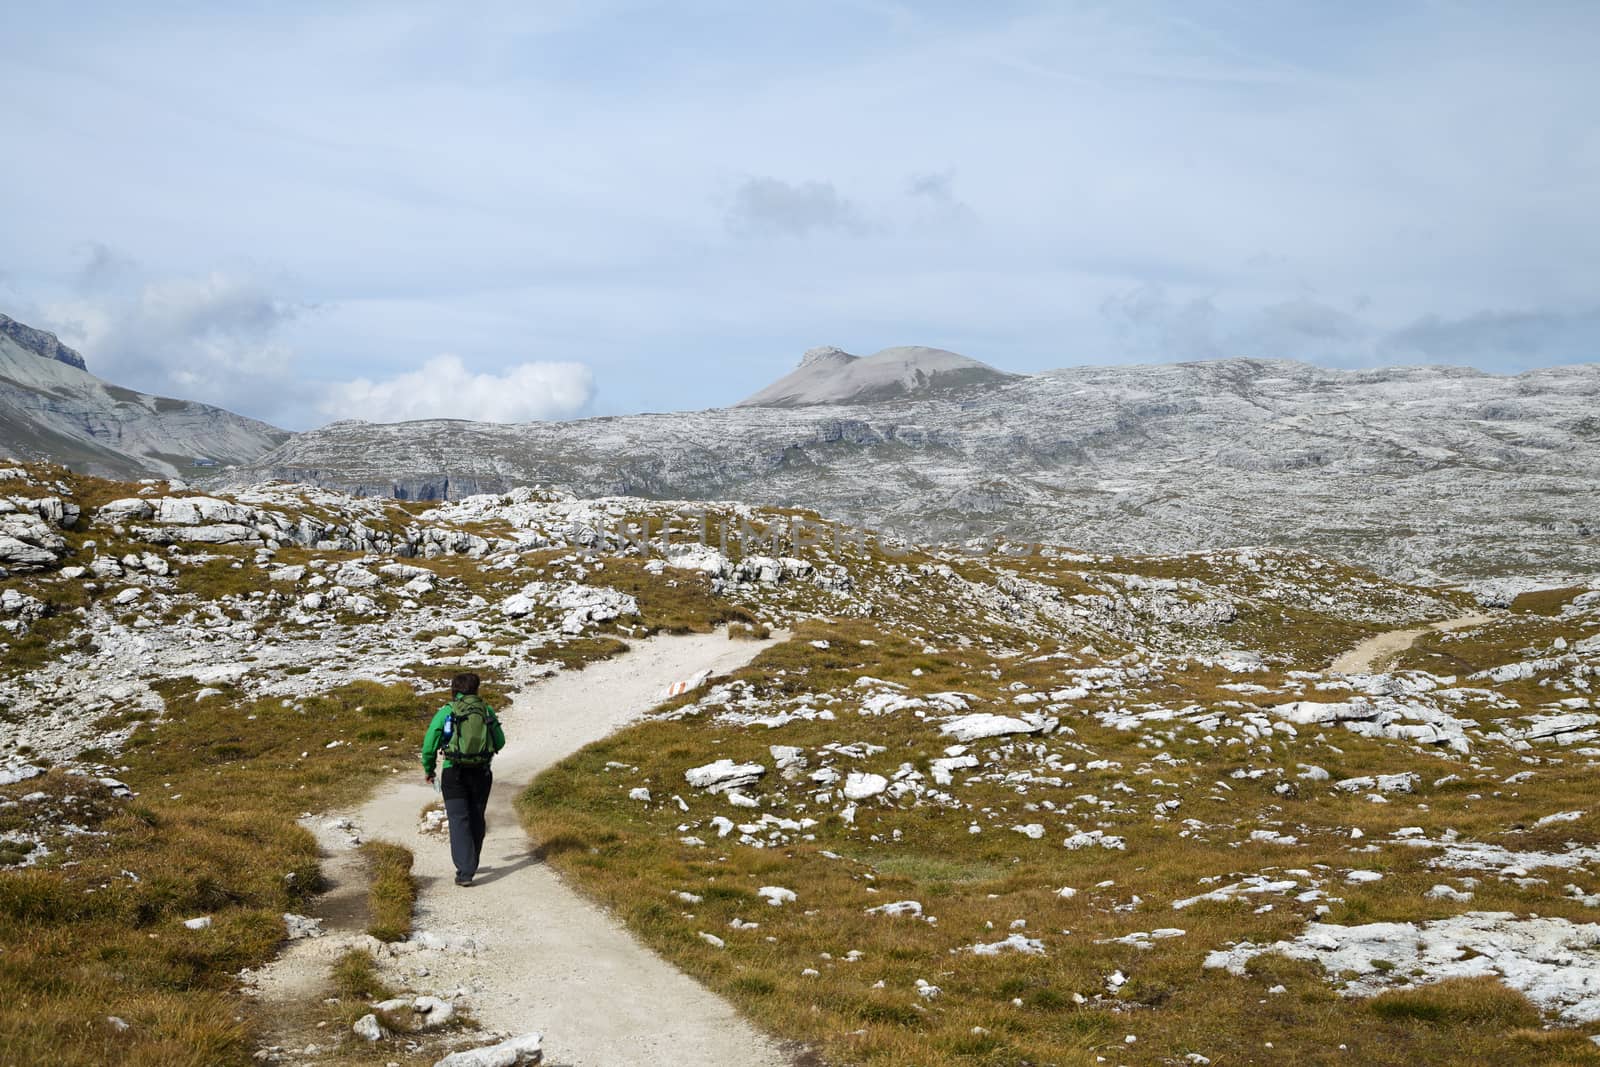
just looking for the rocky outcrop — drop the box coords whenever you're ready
[0,314,86,370]
[0,495,74,576]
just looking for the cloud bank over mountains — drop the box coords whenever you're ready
[13,248,594,429]
[31,257,311,425]
[321,355,595,425]
[1101,287,1600,372]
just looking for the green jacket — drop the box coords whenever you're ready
[421,695,505,776]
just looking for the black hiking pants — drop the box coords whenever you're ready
[440,765,492,881]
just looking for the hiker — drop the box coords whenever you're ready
[422,672,505,886]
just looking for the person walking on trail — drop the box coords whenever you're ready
[422,672,505,886]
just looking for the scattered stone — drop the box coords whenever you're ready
[940,713,1052,742]
[684,759,766,794]
[433,1032,544,1066]
[842,772,888,800]
[352,1013,387,1041]
[283,913,323,940]
[967,933,1046,956]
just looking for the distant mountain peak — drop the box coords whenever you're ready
[797,345,857,369]
[739,344,1017,407]
[0,313,87,371]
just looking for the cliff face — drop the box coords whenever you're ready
[0,313,287,479]
[226,353,1600,584]
[0,314,87,370]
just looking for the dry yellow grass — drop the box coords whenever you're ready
[362,842,417,943]
[520,611,1600,1066]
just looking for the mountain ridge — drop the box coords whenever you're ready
[223,351,1600,585]
[0,312,288,479]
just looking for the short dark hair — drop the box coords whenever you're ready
[451,672,481,696]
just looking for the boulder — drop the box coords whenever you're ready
[433,1032,543,1067]
[684,759,766,793]
[1269,700,1378,726]
[96,498,155,524]
[334,562,380,589]
[939,713,1049,742]
[665,544,731,577]
[1520,714,1600,741]
[154,497,256,526]
[0,589,44,620]
[842,771,888,800]
[735,555,785,584]
[552,585,638,634]
[1334,772,1419,794]
[411,995,456,1030]
[379,562,433,581]
[0,513,66,570]
[499,592,541,618]
[17,496,79,527]
[147,523,260,545]
[930,754,978,784]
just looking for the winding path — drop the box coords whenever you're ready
[260,631,794,1066]
[1330,612,1494,674]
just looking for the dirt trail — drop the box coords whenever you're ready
[255,630,794,1066]
[1331,612,1495,674]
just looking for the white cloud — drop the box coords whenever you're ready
[323,355,594,424]
[725,178,868,238]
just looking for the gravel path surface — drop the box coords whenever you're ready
[257,630,794,1066]
[1331,613,1494,674]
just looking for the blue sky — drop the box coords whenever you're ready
[2,1,1596,428]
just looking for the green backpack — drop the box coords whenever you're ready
[443,695,495,768]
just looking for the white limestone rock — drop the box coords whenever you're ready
[432,1032,544,1066]
[665,544,732,577]
[96,498,155,524]
[939,713,1050,742]
[866,900,924,918]
[1204,912,1600,1025]
[0,588,44,620]
[842,772,889,800]
[352,1013,386,1041]
[1335,772,1419,795]
[968,933,1046,956]
[684,759,766,794]
[411,995,456,1030]
[0,513,65,570]
[283,913,324,940]
[334,562,380,589]
[154,496,256,526]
